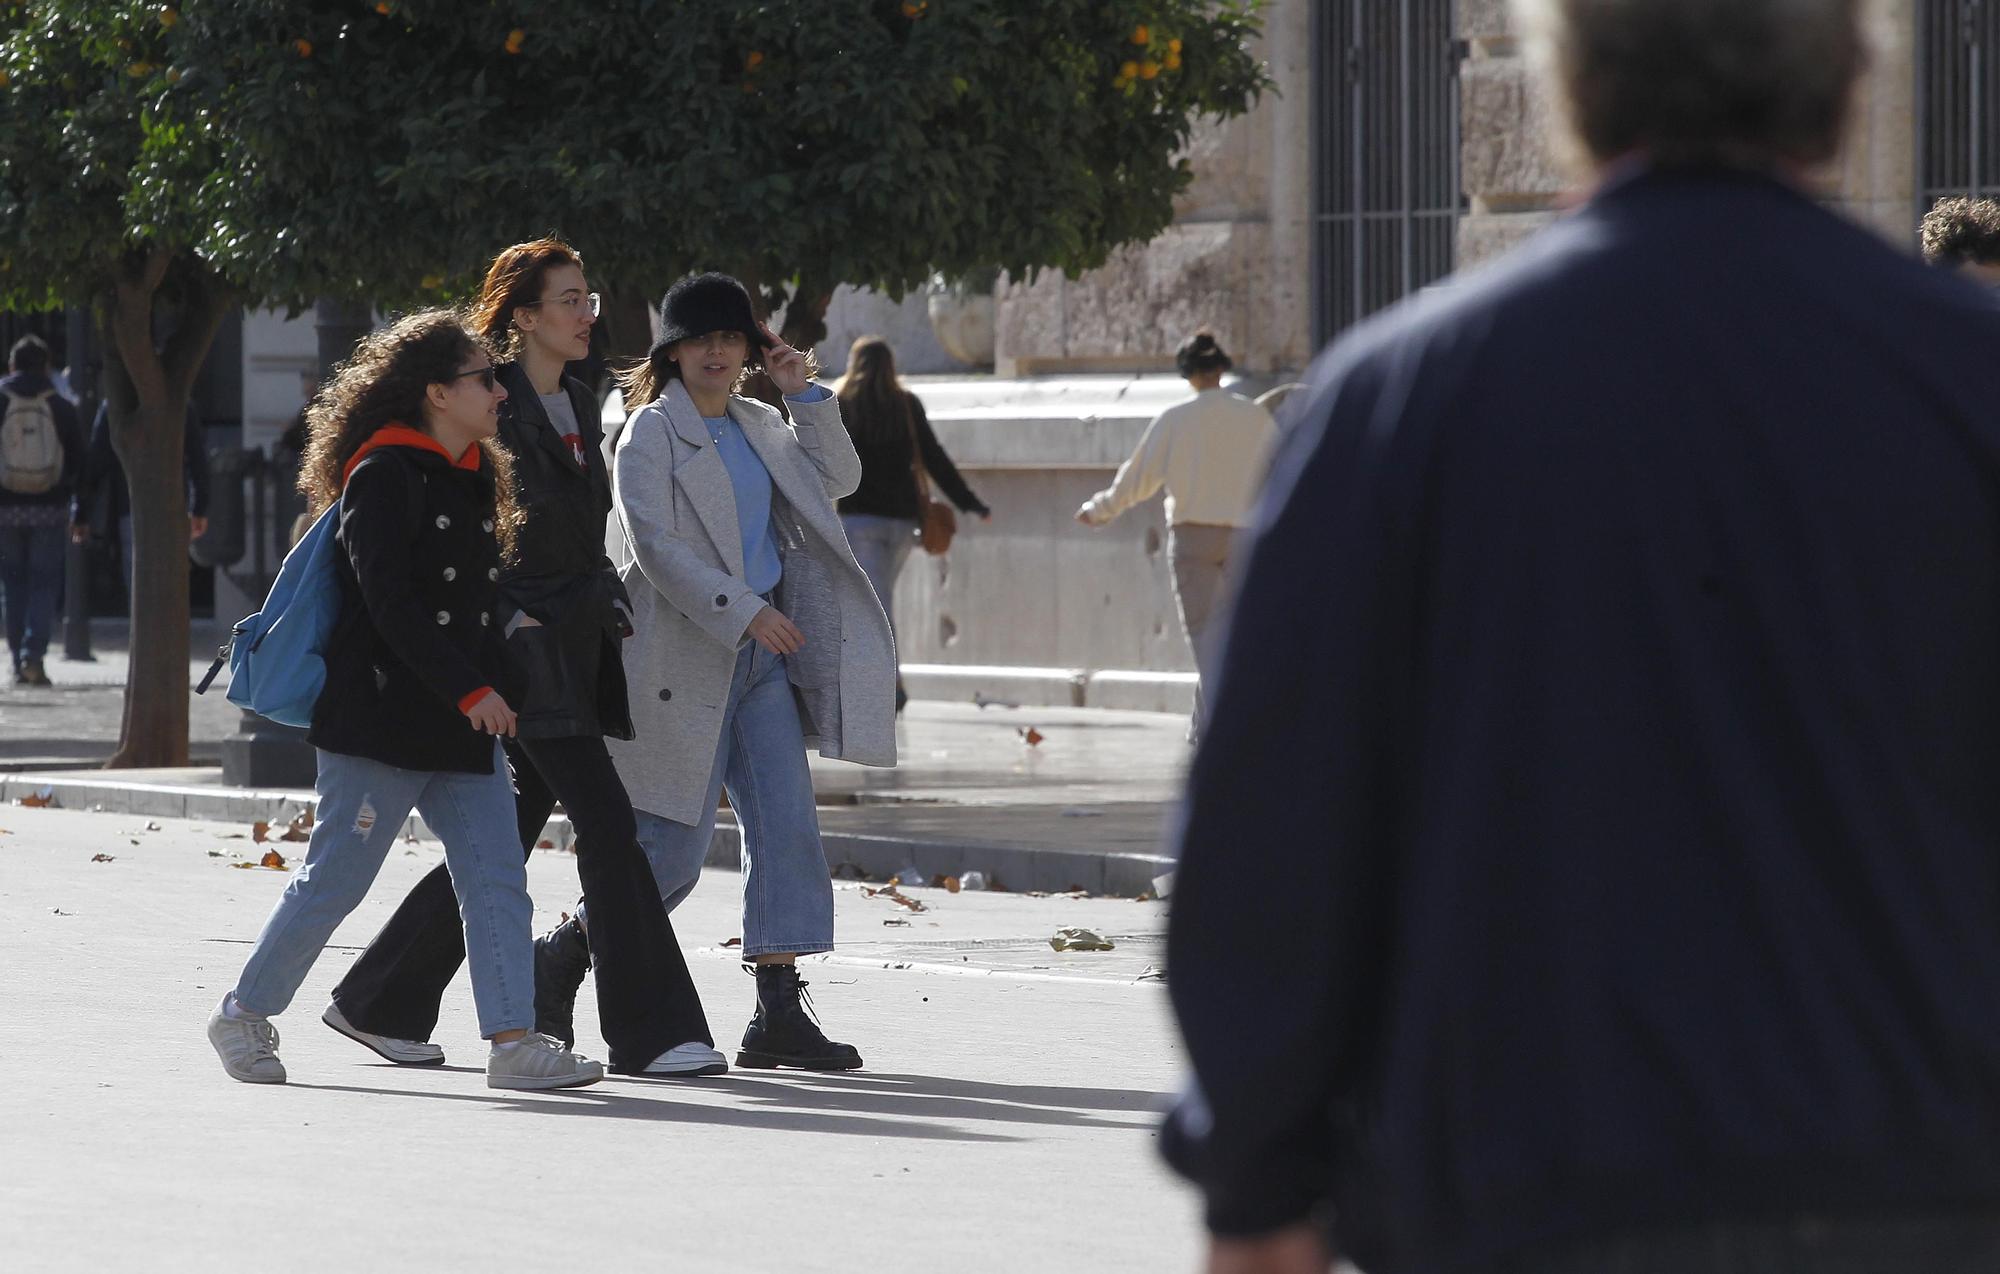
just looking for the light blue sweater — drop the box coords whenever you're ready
[703,384,830,595]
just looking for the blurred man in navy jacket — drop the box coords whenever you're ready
[1163,1,2000,1271]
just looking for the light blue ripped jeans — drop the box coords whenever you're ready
[230,740,535,1038]
[635,641,834,957]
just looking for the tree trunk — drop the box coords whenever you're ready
[106,387,194,768]
[100,254,234,769]
[778,285,834,358]
[597,287,656,362]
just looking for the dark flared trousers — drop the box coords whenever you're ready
[329,733,711,1072]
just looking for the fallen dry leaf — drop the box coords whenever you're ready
[279,811,311,843]
[20,789,55,809]
[862,884,928,912]
[251,821,270,843]
[144,820,162,831]
[229,862,255,870]
[938,874,962,894]
[720,937,743,948]
[90,853,115,863]
[536,839,555,849]
[1049,927,1114,952]
[260,849,287,869]
[883,917,912,927]
[1017,727,1045,747]
[207,851,224,858]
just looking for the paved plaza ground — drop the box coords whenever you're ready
[0,803,1197,1273]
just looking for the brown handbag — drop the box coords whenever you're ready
[903,394,957,556]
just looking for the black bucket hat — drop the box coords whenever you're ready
[650,273,773,361]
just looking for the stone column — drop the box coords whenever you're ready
[1456,0,1564,270]
[992,0,1313,376]
[1457,0,1921,265]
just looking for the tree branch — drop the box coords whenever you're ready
[109,248,172,406]
[163,264,237,404]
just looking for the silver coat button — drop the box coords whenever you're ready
[488,567,499,581]
[443,567,457,581]
[435,515,451,530]
[435,610,450,625]
[482,518,494,533]
[480,612,491,626]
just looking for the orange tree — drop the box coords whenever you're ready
[190,0,1268,346]
[0,0,1264,766]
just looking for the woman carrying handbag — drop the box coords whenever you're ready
[832,337,989,714]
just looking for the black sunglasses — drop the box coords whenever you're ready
[447,365,498,391]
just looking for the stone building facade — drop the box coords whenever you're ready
[1459,0,1920,269]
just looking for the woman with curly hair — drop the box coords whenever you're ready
[206,309,602,1092]
[325,240,721,1078]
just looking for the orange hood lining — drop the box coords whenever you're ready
[341,425,482,489]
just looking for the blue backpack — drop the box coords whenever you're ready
[196,502,343,727]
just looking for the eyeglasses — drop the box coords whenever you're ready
[520,291,601,318]
[448,365,498,391]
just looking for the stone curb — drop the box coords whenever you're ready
[0,772,1172,898]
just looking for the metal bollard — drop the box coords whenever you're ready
[60,535,93,661]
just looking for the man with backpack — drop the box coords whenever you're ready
[0,335,85,688]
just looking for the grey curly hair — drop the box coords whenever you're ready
[1515,0,1868,172]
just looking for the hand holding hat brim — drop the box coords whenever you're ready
[760,322,812,396]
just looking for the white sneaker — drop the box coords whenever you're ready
[208,1004,287,1084]
[486,1033,603,1091]
[321,1003,446,1066]
[641,1042,728,1077]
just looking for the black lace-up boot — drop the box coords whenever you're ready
[532,910,592,1050]
[736,963,863,1070]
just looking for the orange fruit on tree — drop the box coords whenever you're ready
[746,50,765,70]
[504,28,525,54]
[1139,59,1159,80]
[293,38,312,58]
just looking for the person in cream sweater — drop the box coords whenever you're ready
[1076,331,1277,740]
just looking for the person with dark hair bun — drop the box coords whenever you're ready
[1076,330,1275,740]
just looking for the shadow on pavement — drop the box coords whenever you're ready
[282,1078,1021,1142]
[750,1071,1171,1117]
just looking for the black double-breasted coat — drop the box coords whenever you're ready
[493,362,633,740]
[309,431,516,774]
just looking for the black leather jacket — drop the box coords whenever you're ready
[496,362,634,740]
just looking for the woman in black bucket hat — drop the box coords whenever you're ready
[575,272,900,1069]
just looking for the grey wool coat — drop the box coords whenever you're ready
[605,378,898,823]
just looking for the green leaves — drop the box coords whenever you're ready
[0,0,1266,318]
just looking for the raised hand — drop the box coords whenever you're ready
[758,322,813,397]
